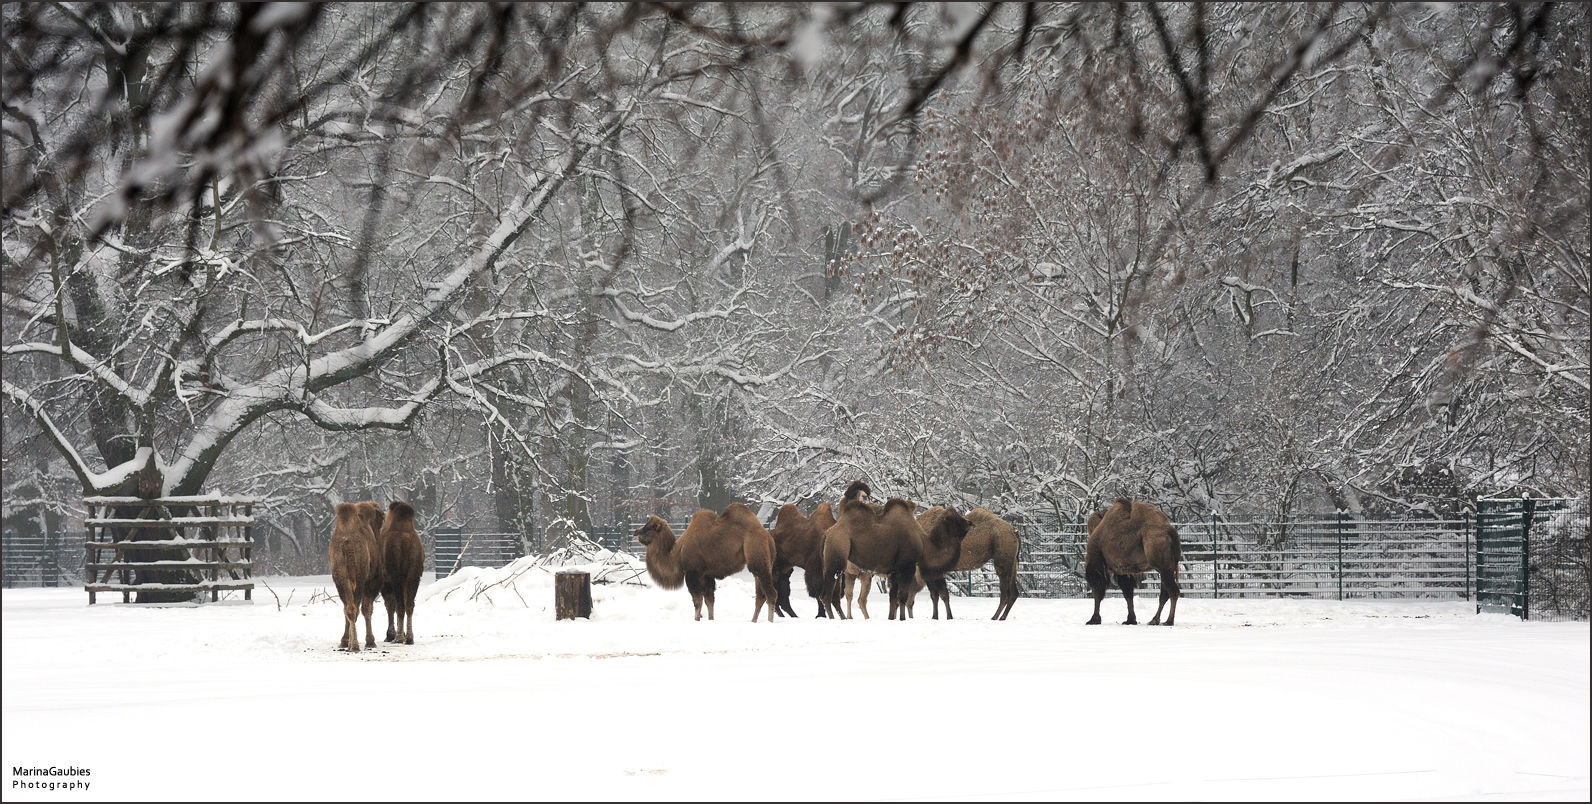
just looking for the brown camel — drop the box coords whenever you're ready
[636,503,780,622]
[1085,499,1182,626]
[911,506,974,619]
[839,506,971,620]
[909,508,1021,620]
[772,502,840,618]
[329,502,382,651]
[378,501,425,644]
[820,482,966,621]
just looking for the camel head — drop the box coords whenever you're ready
[634,515,675,547]
[939,506,973,542]
[635,515,683,590]
[356,501,383,535]
[843,480,871,502]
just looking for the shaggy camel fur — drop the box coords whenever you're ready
[910,506,974,619]
[329,503,382,651]
[841,507,970,619]
[820,482,958,621]
[772,502,839,618]
[908,508,1022,620]
[636,503,779,622]
[1085,499,1182,626]
[378,501,425,644]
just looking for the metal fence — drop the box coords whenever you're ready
[999,513,1477,602]
[1476,498,1588,622]
[432,528,523,578]
[432,524,674,579]
[1,529,79,588]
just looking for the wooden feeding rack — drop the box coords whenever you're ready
[83,495,258,604]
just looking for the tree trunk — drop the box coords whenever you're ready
[554,571,592,620]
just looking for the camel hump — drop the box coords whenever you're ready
[387,500,415,521]
[811,502,836,530]
[335,502,357,519]
[844,480,871,501]
[1113,498,1134,515]
[720,502,757,522]
[839,495,876,520]
[687,508,721,531]
[883,497,918,517]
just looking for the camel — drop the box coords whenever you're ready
[329,502,382,651]
[1084,498,1182,626]
[841,506,971,620]
[820,482,968,621]
[908,508,1021,620]
[378,501,425,644]
[771,502,840,618]
[910,506,974,619]
[636,503,780,622]
[356,501,384,544]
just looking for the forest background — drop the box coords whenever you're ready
[3,2,1586,571]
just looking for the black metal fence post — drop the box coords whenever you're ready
[1463,510,1471,602]
[1520,501,1531,618]
[1212,521,1220,599]
[1336,510,1345,601]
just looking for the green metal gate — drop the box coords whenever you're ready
[1476,497,1590,621]
[1476,499,1532,618]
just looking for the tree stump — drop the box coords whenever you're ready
[555,571,592,620]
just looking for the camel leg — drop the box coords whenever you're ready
[685,573,705,621]
[758,569,779,623]
[928,577,953,620]
[752,574,776,623]
[362,596,377,648]
[1116,574,1138,625]
[775,567,798,618]
[890,570,913,622]
[703,577,717,621]
[404,591,416,644]
[1085,559,1108,625]
[341,596,360,652]
[995,569,1018,620]
[819,572,841,619]
[827,578,846,619]
[1154,574,1179,626]
[858,573,873,620]
[885,574,899,620]
[383,593,398,642]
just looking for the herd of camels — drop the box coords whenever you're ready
[328,500,425,652]
[328,482,1183,650]
[636,481,1183,628]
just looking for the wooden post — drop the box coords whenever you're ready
[555,571,593,620]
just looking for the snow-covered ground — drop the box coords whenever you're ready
[3,561,1587,801]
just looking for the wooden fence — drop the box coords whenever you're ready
[83,496,256,604]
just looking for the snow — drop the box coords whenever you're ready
[3,567,1587,801]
